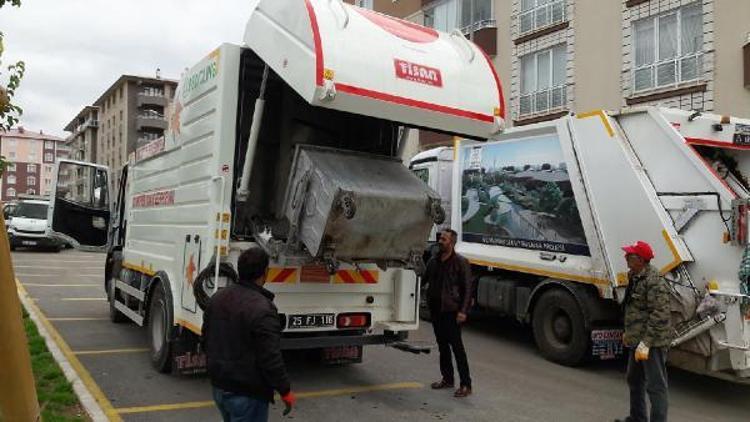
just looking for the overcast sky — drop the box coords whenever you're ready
[0,0,251,137]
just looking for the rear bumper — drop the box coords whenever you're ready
[280,330,408,350]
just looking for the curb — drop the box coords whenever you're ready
[17,282,111,422]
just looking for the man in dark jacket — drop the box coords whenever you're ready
[425,229,474,398]
[615,241,671,422]
[203,247,295,421]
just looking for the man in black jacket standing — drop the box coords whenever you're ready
[203,247,295,421]
[426,229,474,398]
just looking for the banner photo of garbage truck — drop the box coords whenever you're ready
[460,135,590,256]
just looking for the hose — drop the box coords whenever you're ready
[194,262,239,311]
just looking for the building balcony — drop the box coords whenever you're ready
[136,116,168,130]
[137,94,168,108]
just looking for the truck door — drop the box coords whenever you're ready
[47,160,111,252]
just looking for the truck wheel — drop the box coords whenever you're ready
[532,289,588,366]
[148,283,173,373]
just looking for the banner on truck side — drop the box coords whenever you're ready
[460,135,590,256]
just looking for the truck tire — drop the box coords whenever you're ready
[148,283,173,373]
[532,289,589,366]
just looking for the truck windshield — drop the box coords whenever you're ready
[15,203,48,220]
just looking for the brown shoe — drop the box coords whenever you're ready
[454,386,472,397]
[430,380,454,389]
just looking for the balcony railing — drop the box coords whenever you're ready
[633,53,703,93]
[519,85,567,117]
[461,19,497,35]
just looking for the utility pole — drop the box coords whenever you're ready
[0,205,40,421]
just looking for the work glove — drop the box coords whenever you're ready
[281,391,296,416]
[634,341,650,361]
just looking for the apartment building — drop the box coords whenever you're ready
[363,0,750,151]
[64,106,99,163]
[0,127,67,201]
[66,75,177,191]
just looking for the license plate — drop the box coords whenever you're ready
[591,329,624,360]
[322,345,363,365]
[287,313,334,329]
[22,241,37,246]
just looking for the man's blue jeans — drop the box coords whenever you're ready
[212,387,270,422]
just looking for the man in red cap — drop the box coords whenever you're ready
[615,241,671,422]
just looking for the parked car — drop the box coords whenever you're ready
[7,199,61,251]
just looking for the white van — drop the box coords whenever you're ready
[7,199,61,251]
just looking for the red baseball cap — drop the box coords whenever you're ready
[622,241,655,261]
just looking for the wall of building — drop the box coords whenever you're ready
[574,0,622,113]
[713,0,750,117]
[1,130,63,200]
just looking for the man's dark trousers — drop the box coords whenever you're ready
[626,347,668,422]
[432,311,471,388]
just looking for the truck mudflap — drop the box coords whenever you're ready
[591,328,624,360]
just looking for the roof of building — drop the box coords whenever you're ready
[64,105,99,132]
[0,128,64,142]
[93,74,178,107]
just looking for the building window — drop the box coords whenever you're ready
[632,3,703,92]
[44,153,54,162]
[424,0,460,32]
[461,0,493,32]
[27,176,36,186]
[519,44,567,116]
[519,0,566,36]
[424,0,495,33]
[45,165,53,173]
[44,178,51,186]
[44,140,54,150]
[6,188,15,198]
[355,0,372,9]
[7,174,16,184]
[7,163,15,172]
[27,164,36,173]
[27,189,35,195]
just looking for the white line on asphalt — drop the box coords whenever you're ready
[16,274,102,277]
[61,298,107,301]
[13,266,102,270]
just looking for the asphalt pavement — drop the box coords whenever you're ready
[12,249,750,421]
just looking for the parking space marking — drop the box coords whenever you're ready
[48,317,109,322]
[74,348,150,356]
[16,274,102,278]
[114,382,424,415]
[24,283,99,287]
[17,273,103,277]
[14,266,102,270]
[61,298,107,301]
[17,281,123,421]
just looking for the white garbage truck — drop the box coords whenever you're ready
[412,107,750,381]
[47,0,505,373]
